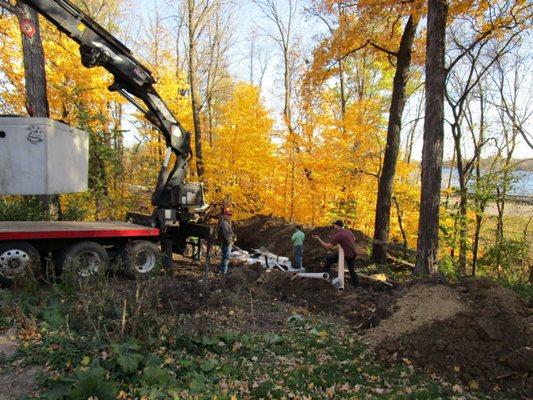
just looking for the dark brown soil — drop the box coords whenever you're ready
[136,258,532,397]
[370,279,532,397]
[231,216,532,397]
[234,215,369,269]
[136,215,533,397]
[242,268,395,328]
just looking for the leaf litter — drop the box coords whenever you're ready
[0,216,531,398]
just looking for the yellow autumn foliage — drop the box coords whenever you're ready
[3,0,524,259]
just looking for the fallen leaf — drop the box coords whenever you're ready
[468,380,479,390]
[452,384,464,393]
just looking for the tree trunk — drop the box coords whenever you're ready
[338,59,346,119]
[372,15,419,264]
[414,0,448,276]
[187,0,205,179]
[452,123,468,273]
[471,91,486,276]
[443,146,455,209]
[17,4,49,117]
[16,3,61,219]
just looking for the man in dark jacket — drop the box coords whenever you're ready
[312,220,359,287]
[218,209,234,275]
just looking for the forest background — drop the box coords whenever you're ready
[0,0,531,283]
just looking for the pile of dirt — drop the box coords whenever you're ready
[366,279,532,396]
[163,216,532,398]
[234,215,369,269]
[364,284,468,344]
[220,266,396,330]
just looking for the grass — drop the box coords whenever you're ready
[0,282,520,400]
[502,281,533,301]
[9,318,506,399]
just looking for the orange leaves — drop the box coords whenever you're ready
[296,1,425,235]
[203,83,277,218]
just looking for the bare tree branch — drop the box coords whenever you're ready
[368,40,399,57]
[0,0,18,14]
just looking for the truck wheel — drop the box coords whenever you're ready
[58,241,109,278]
[0,242,41,287]
[122,240,160,278]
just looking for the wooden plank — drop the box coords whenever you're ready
[358,273,394,287]
[0,221,159,240]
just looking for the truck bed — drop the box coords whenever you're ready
[0,221,159,241]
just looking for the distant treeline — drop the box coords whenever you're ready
[442,158,533,171]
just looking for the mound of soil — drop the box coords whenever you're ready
[158,212,533,397]
[220,266,396,330]
[367,279,532,396]
[364,284,468,344]
[234,215,369,269]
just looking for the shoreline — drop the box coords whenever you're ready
[443,194,533,218]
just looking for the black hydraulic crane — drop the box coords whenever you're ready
[0,0,215,264]
[18,0,207,226]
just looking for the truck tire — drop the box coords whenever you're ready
[0,241,41,288]
[122,240,160,278]
[58,241,109,279]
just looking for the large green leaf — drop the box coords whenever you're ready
[200,360,216,372]
[142,365,176,387]
[189,374,207,393]
[111,339,145,374]
[44,367,118,400]
[116,351,144,374]
[41,297,66,328]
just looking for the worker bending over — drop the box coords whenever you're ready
[313,220,359,288]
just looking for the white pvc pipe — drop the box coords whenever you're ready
[297,272,330,280]
[331,245,345,292]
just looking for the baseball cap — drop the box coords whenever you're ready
[332,220,343,227]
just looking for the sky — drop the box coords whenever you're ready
[132,0,322,105]
[120,0,323,147]
[123,0,531,162]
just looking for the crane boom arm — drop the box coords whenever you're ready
[18,0,191,205]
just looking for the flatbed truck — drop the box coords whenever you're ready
[0,0,215,286]
[0,219,213,287]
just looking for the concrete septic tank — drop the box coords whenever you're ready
[0,117,89,195]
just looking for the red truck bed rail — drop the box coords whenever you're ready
[0,221,160,241]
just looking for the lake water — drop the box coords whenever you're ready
[441,168,533,196]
